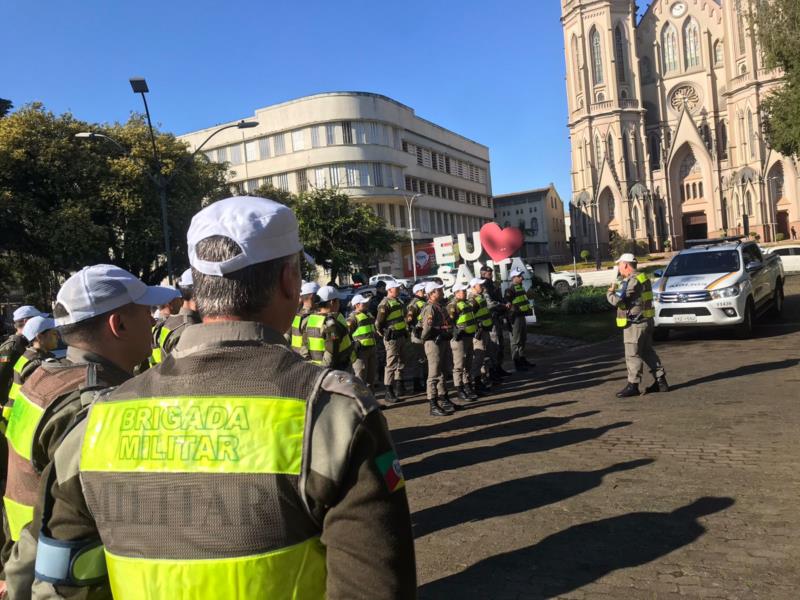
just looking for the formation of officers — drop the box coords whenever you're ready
[290,266,536,417]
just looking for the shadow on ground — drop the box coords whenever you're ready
[419,496,735,600]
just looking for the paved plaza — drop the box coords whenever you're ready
[386,276,800,599]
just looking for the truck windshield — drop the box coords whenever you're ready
[664,250,740,276]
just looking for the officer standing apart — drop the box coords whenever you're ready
[468,277,495,392]
[32,197,416,600]
[346,294,378,392]
[448,283,479,402]
[405,283,428,394]
[1,307,48,412]
[504,268,534,372]
[315,286,356,371]
[3,265,173,599]
[290,281,320,358]
[149,269,197,365]
[375,281,408,404]
[607,253,669,397]
[479,265,511,378]
[419,282,456,416]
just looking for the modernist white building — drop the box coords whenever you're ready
[178,92,494,273]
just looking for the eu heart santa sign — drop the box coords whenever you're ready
[479,223,524,262]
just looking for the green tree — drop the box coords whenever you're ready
[580,249,591,262]
[0,104,229,304]
[248,183,295,207]
[753,0,800,156]
[0,99,11,119]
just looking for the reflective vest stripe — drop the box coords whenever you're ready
[5,391,45,461]
[157,326,172,348]
[7,355,31,405]
[616,273,655,327]
[13,355,30,375]
[3,495,34,541]
[385,300,408,331]
[304,315,326,363]
[80,396,306,475]
[473,296,493,328]
[511,286,532,313]
[290,315,303,350]
[105,536,326,600]
[353,313,376,347]
[455,302,478,335]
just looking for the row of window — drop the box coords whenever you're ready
[403,176,492,208]
[231,162,404,195]
[374,203,489,236]
[401,140,487,184]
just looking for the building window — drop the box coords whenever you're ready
[354,122,366,144]
[714,40,723,66]
[291,129,305,152]
[590,28,604,85]
[373,163,384,187]
[216,147,228,163]
[376,203,385,220]
[745,190,753,215]
[607,134,615,167]
[296,170,308,193]
[326,123,337,145]
[342,121,353,144]
[641,56,652,81]
[608,196,615,220]
[315,167,327,188]
[359,163,371,186]
[399,205,407,228]
[571,34,583,94]
[650,134,661,170]
[329,165,340,187]
[275,173,289,192]
[595,134,603,167]
[246,179,258,193]
[229,145,242,165]
[416,146,423,166]
[531,217,539,236]
[273,134,286,156]
[736,0,747,55]
[663,23,679,73]
[747,108,756,159]
[684,18,701,69]
[346,164,359,187]
[614,25,626,84]
[622,132,632,181]
[718,120,728,159]
[632,205,639,232]
[311,126,321,148]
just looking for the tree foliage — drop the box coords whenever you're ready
[753,0,800,157]
[249,185,402,282]
[0,104,229,304]
[0,99,11,119]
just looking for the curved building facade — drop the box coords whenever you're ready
[178,92,494,273]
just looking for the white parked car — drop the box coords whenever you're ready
[652,238,785,339]
[764,244,800,274]
[368,273,411,288]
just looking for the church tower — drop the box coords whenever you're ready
[562,0,649,255]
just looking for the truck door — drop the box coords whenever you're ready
[742,244,768,306]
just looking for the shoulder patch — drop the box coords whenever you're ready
[320,370,378,415]
[376,449,405,493]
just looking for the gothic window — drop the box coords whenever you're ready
[614,25,627,84]
[745,190,753,215]
[721,197,729,230]
[714,40,723,66]
[590,28,604,85]
[735,0,747,55]
[747,108,756,159]
[595,134,603,167]
[596,92,605,102]
[718,121,728,159]
[622,132,632,181]
[641,56,652,82]
[571,35,583,94]
[650,134,661,170]
[679,151,701,179]
[608,196,615,220]
[632,205,639,232]
[607,134,615,167]
[663,24,679,73]
[684,18,701,69]
[700,124,712,152]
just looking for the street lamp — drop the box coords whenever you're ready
[75,107,257,283]
[394,187,422,281]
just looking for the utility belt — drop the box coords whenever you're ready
[383,328,409,341]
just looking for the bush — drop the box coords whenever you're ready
[560,286,612,314]
[580,249,591,262]
[528,276,560,308]
[610,234,649,259]
[776,233,785,241]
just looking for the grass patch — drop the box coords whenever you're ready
[531,307,618,343]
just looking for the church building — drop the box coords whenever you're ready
[562,0,799,254]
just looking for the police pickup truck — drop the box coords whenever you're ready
[652,237,784,339]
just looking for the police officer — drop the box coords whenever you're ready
[290,280,320,359]
[504,268,534,372]
[3,265,173,598]
[405,283,428,393]
[607,253,669,397]
[347,294,377,392]
[1,307,47,410]
[375,281,408,404]
[149,270,197,365]
[316,285,356,370]
[468,277,494,393]
[419,282,456,416]
[448,283,479,402]
[32,196,416,599]
[479,264,511,378]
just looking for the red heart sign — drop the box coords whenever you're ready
[479,223,523,262]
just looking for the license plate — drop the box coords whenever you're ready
[674,314,698,323]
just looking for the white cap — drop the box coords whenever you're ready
[317,286,343,302]
[385,281,401,290]
[509,268,525,278]
[452,283,468,292]
[301,281,320,296]
[412,283,427,294]
[351,294,369,307]
[178,268,193,288]
[22,316,56,341]
[187,196,303,276]
[469,278,485,288]
[13,306,47,321]
[425,282,444,294]
[615,253,637,264]
[55,264,180,327]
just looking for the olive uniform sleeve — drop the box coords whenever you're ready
[322,319,340,368]
[374,301,388,335]
[420,305,435,341]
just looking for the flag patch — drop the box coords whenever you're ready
[376,450,405,493]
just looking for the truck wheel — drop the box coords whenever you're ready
[770,280,784,317]
[653,327,670,342]
[554,281,570,295]
[736,299,754,339]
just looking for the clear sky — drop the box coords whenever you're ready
[3,0,576,202]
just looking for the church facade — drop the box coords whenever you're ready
[562,0,799,255]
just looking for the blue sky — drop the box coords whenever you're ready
[3,0,578,201]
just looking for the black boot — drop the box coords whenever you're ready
[489,368,503,383]
[514,358,528,372]
[498,366,512,376]
[429,396,447,417]
[522,357,536,368]
[438,393,456,415]
[443,389,462,411]
[463,383,479,401]
[457,386,469,402]
[645,376,670,394]
[475,376,492,393]
[413,378,425,394]
[393,380,405,401]
[385,386,400,404]
[616,383,641,398]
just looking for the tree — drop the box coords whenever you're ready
[0,104,229,304]
[0,99,11,119]
[248,183,295,207]
[580,249,591,262]
[753,0,800,157]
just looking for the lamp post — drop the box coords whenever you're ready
[76,109,257,283]
[394,187,422,281]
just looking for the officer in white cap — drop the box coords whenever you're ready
[149,269,199,366]
[4,317,60,422]
[309,286,355,370]
[31,197,416,599]
[467,277,494,393]
[346,294,378,391]
[3,265,176,596]
[375,280,409,403]
[447,282,479,402]
[289,280,320,359]
[504,268,534,372]
[1,307,48,410]
[404,282,428,394]
[607,253,668,397]
[419,282,456,416]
